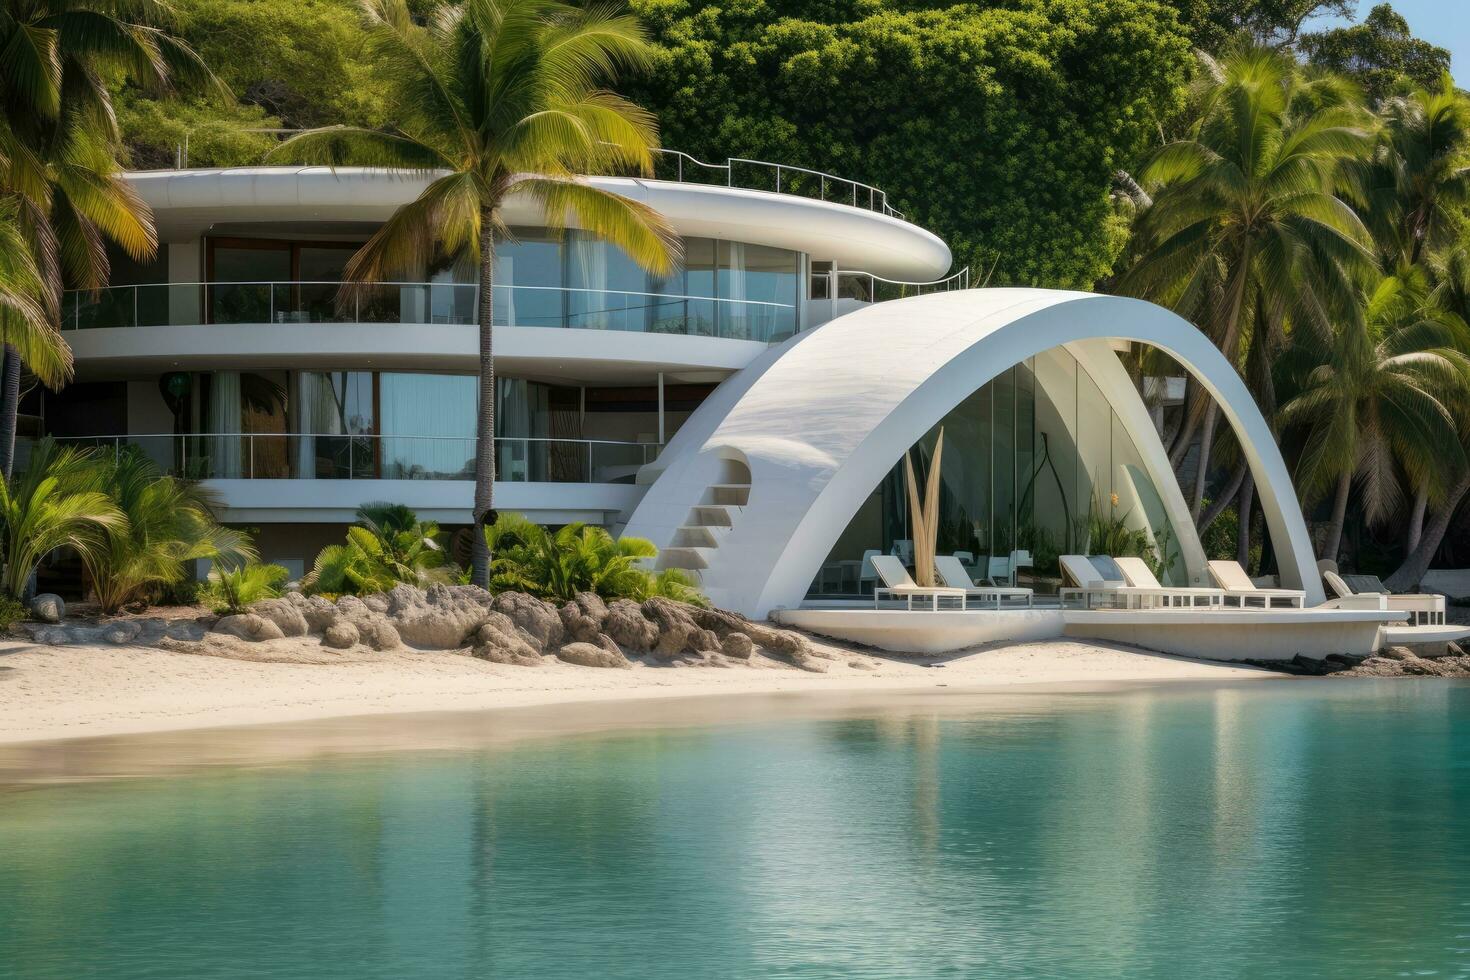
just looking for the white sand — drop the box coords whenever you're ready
[0,633,1277,746]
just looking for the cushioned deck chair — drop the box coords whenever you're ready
[934,555,1034,609]
[1322,569,1445,626]
[1112,556,1225,609]
[871,555,968,610]
[1058,555,1168,610]
[1206,560,1305,608]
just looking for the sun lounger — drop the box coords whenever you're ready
[870,554,968,610]
[1112,556,1225,609]
[1323,570,1445,625]
[934,555,1034,608]
[1059,554,1170,609]
[1206,560,1305,608]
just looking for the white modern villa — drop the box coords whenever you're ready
[39,158,1458,659]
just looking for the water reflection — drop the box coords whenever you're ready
[2,682,1470,979]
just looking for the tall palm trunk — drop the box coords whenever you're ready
[1199,459,1249,532]
[1407,487,1428,553]
[1321,469,1352,563]
[1189,402,1220,521]
[0,343,19,479]
[1236,472,1255,568]
[1386,473,1470,591]
[471,210,497,588]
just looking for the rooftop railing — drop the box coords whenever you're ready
[646,149,905,219]
[61,281,798,343]
[47,434,659,484]
[833,267,971,303]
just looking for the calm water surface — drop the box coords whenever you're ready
[3,681,1470,979]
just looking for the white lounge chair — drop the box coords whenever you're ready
[1323,569,1445,626]
[1206,560,1305,608]
[934,555,1034,608]
[1113,556,1225,609]
[871,554,968,610]
[1058,554,1163,609]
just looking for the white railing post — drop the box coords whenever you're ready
[268,282,274,324]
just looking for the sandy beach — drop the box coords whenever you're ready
[0,632,1279,747]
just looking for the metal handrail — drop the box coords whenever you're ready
[833,266,971,292]
[51,433,661,484]
[166,137,906,220]
[64,280,795,309]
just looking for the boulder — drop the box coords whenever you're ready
[604,599,659,652]
[29,593,64,624]
[557,639,632,669]
[641,597,701,659]
[213,613,285,642]
[251,597,309,637]
[559,592,609,644]
[385,583,494,649]
[491,591,563,649]
[470,613,542,666]
[323,622,360,649]
[355,619,401,651]
[721,633,755,659]
[289,593,340,633]
[682,603,827,673]
[103,621,142,645]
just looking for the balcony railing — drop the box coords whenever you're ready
[60,281,797,343]
[834,267,971,303]
[47,434,659,484]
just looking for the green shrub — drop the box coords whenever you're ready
[200,563,289,615]
[304,503,457,595]
[85,448,256,613]
[0,594,28,630]
[484,513,708,607]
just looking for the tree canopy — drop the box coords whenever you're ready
[1300,4,1452,104]
[623,0,1194,287]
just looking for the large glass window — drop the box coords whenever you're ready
[808,349,1182,598]
[497,230,563,328]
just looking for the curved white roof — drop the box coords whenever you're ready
[126,167,953,282]
[625,288,1321,615]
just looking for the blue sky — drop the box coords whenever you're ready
[1314,0,1467,84]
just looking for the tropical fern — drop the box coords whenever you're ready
[199,563,289,615]
[84,448,256,613]
[303,503,457,595]
[0,439,125,599]
[484,512,706,605]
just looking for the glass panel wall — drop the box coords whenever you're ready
[66,231,803,341]
[808,348,1183,599]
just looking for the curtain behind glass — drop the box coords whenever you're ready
[207,371,242,478]
[567,233,608,329]
[380,373,476,480]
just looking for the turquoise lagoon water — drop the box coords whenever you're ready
[4,681,1470,979]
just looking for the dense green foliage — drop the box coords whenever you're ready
[0,440,124,599]
[85,450,255,613]
[200,562,289,614]
[1300,4,1451,105]
[485,513,706,605]
[304,503,456,595]
[114,0,400,168]
[623,0,1193,286]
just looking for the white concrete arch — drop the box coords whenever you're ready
[624,288,1322,616]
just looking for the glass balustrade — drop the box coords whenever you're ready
[60,282,798,343]
[43,435,659,484]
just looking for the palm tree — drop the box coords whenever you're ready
[1353,74,1470,270]
[1386,246,1470,589]
[84,448,255,613]
[1278,269,1470,565]
[271,0,679,588]
[0,0,220,477]
[0,438,123,599]
[1120,47,1376,522]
